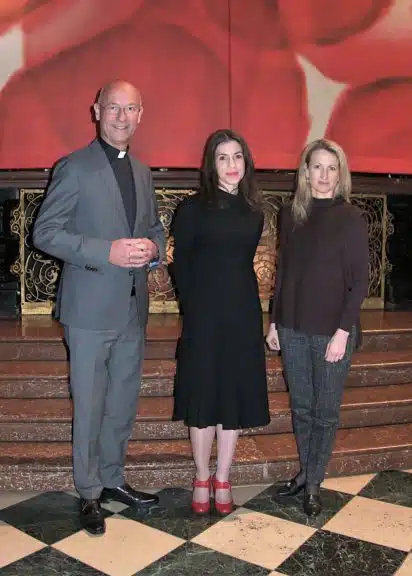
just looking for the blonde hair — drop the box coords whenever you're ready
[292,139,352,224]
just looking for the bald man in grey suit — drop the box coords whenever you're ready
[33,80,165,535]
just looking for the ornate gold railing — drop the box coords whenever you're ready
[10,189,392,314]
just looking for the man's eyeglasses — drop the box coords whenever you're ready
[100,104,141,115]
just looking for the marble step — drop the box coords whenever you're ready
[1,384,412,442]
[0,423,411,491]
[1,349,412,398]
[362,330,412,353]
[1,312,412,361]
[0,318,176,361]
[0,339,175,362]
[358,310,412,352]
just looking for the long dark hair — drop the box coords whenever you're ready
[199,129,262,209]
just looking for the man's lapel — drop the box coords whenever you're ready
[130,157,149,236]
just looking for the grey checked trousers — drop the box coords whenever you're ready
[278,325,356,486]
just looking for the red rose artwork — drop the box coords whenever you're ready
[0,0,410,173]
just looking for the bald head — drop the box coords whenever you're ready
[94,80,143,150]
[98,80,142,108]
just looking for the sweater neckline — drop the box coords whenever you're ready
[311,195,346,208]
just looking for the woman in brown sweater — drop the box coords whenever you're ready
[266,138,369,517]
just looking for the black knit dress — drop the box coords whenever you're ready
[172,189,270,429]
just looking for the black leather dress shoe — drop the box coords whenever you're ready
[303,492,322,517]
[80,499,105,535]
[101,483,159,507]
[276,477,305,498]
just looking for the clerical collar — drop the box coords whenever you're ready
[99,138,128,160]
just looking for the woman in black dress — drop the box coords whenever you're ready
[172,129,270,515]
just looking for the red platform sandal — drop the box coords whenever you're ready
[191,476,212,514]
[212,474,233,515]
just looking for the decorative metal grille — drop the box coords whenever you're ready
[10,189,391,314]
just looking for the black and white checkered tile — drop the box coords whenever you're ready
[0,470,411,575]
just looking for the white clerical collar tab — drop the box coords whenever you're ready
[117,150,127,158]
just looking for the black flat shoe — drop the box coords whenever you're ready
[80,499,105,536]
[101,482,159,507]
[276,477,305,498]
[303,492,322,517]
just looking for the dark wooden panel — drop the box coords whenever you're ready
[1,168,411,194]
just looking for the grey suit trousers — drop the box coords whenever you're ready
[64,298,144,499]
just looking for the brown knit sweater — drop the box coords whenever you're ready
[271,196,369,336]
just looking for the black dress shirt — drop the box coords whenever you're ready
[99,138,136,233]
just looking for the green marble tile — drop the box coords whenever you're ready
[244,485,352,529]
[359,470,412,508]
[0,492,112,545]
[135,542,271,575]
[0,548,106,575]
[120,487,227,540]
[277,530,407,576]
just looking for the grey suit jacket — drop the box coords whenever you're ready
[32,139,165,330]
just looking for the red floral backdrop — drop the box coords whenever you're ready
[0,0,410,173]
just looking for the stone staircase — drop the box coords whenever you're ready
[0,312,412,491]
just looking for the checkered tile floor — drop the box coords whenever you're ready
[0,469,411,575]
